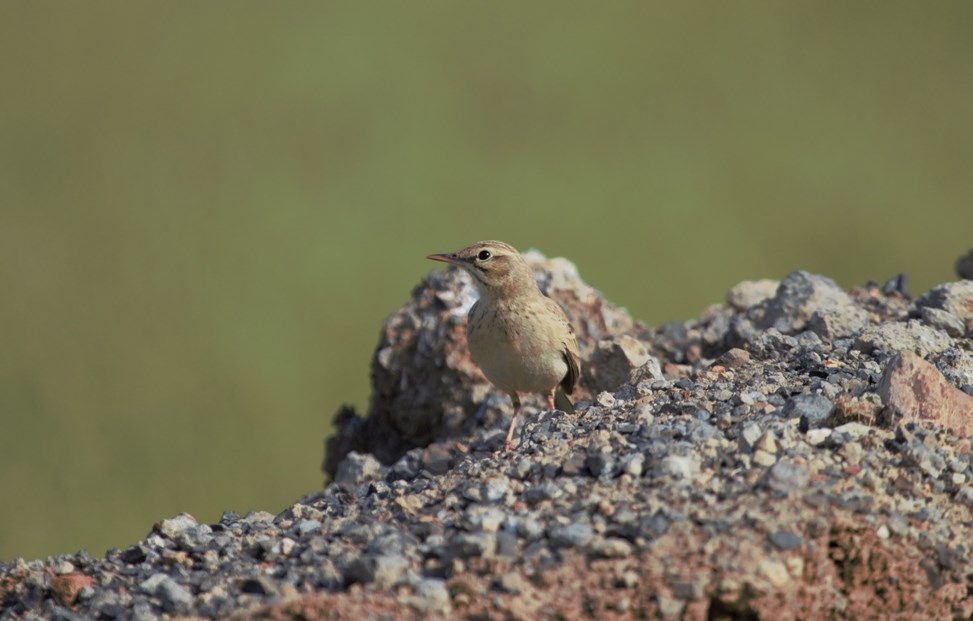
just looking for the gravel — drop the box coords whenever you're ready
[3,259,973,620]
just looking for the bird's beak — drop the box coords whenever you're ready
[427,253,460,265]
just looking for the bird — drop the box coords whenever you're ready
[427,241,581,450]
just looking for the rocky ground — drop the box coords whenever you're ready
[3,252,973,620]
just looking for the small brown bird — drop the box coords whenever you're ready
[428,241,581,450]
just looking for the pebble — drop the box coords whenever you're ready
[483,476,509,502]
[856,320,953,357]
[782,394,834,430]
[465,506,505,533]
[620,453,645,477]
[754,431,777,454]
[759,271,856,334]
[411,578,450,613]
[296,519,321,536]
[759,559,791,588]
[726,279,780,310]
[767,460,809,493]
[840,442,863,466]
[451,533,496,559]
[832,422,872,440]
[512,458,534,480]
[956,487,973,508]
[516,517,545,540]
[807,304,869,340]
[334,451,382,492]
[768,530,802,550]
[239,576,275,595]
[420,445,452,476]
[596,391,617,408]
[753,450,778,467]
[657,593,686,619]
[273,537,295,557]
[920,308,966,338]
[589,537,633,559]
[634,403,655,426]
[157,513,197,539]
[917,281,973,324]
[716,348,751,369]
[548,522,594,549]
[658,455,697,481]
[497,572,528,595]
[806,428,832,445]
[142,574,192,615]
[877,351,973,437]
[585,452,614,478]
[740,423,763,450]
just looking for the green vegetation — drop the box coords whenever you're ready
[1,3,971,560]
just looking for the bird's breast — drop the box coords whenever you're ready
[467,297,568,395]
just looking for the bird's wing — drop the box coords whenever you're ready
[561,333,581,395]
[544,297,581,395]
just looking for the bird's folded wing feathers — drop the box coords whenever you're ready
[542,297,581,395]
[561,336,581,395]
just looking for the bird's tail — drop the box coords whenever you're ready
[554,388,574,414]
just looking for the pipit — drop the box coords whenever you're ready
[428,241,581,450]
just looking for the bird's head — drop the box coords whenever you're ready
[427,240,535,296]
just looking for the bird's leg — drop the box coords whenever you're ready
[546,391,556,412]
[504,393,522,451]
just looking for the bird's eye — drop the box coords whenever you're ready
[477,250,492,261]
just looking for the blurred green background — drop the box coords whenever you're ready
[2,2,971,561]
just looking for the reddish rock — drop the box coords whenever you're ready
[716,347,750,369]
[49,573,94,606]
[876,351,973,436]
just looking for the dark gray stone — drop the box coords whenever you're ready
[759,271,856,334]
[548,522,594,549]
[781,394,834,430]
[768,530,803,550]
